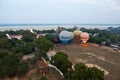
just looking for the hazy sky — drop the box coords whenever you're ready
[0,0,120,24]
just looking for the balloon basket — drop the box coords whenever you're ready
[80,43,88,47]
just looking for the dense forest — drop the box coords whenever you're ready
[0,30,53,78]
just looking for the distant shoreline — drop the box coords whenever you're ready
[0,26,58,31]
[0,23,120,26]
[0,24,119,31]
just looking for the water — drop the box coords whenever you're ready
[0,24,120,31]
[0,23,120,27]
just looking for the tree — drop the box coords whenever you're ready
[0,53,22,77]
[51,52,72,73]
[72,63,88,80]
[17,62,28,76]
[0,52,30,78]
[41,76,46,80]
[0,49,8,59]
[60,59,72,73]
[44,34,53,42]
[88,67,104,80]
[16,42,35,55]
[9,38,25,47]
[68,63,104,80]
[74,63,87,71]
[22,33,36,42]
[0,32,6,38]
[36,37,53,52]
[0,37,10,49]
[109,33,119,43]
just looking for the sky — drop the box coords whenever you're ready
[0,0,120,24]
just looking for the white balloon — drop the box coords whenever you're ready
[59,31,71,41]
[69,32,74,39]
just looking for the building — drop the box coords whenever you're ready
[36,34,47,38]
[6,34,22,40]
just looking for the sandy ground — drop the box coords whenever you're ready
[54,43,120,80]
[0,25,112,31]
[85,63,109,75]
[0,26,57,31]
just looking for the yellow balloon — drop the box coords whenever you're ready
[73,30,82,42]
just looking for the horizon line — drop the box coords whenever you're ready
[0,23,120,25]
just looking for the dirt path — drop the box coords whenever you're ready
[23,69,37,80]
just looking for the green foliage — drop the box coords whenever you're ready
[60,60,72,73]
[89,36,102,44]
[0,53,22,77]
[0,30,55,78]
[36,37,53,52]
[44,34,53,42]
[9,38,25,47]
[22,32,36,42]
[0,32,6,38]
[108,27,120,34]
[29,50,43,68]
[0,49,8,59]
[0,52,29,77]
[68,63,104,80]
[87,67,104,80]
[0,37,10,49]
[51,52,72,73]
[9,38,35,55]
[52,53,104,80]
[29,57,38,68]
[17,62,29,76]
[16,42,35,55]
[4,30,21,35]
[40,76,46,80]
[74,63,87,71]
[29,50,49,68]
[35,49,48,61]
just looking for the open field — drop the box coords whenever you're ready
[54,43,120,80]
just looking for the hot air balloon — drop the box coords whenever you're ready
[52,32,60,44]
[69,32,74,42]
[80,32,89,45]
[73,30,82,42]
[59,31,71,44]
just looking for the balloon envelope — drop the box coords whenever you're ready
[80,32,89,44]
[59,31,71,44]
[52,33,60,43]
[73,30,82,36]
[73,30,82,42]
[69,32,74,42]
[52,33,59,39]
